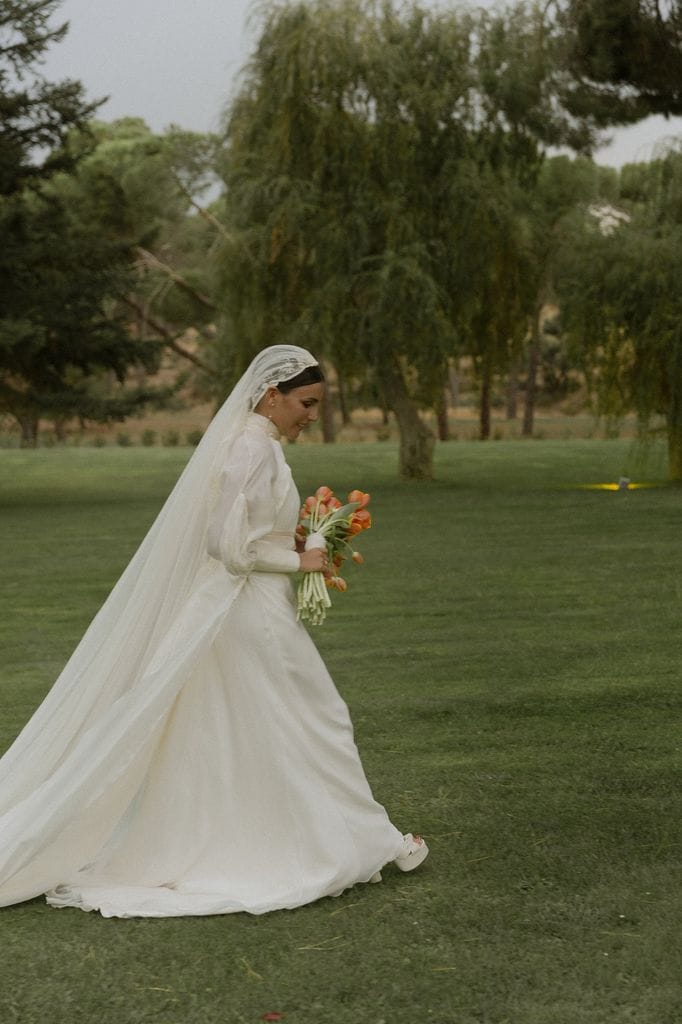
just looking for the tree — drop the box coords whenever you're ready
[1,4,222,443]
[217,1,591,475]
[0,176,169,444]
[215,0,603,475]
[555,0,682,121]
[0,3,166,442]
[557,151,682,479]
[520,155,616,435]
[216,0,471,477]
[0,0,98,194]
[453,4,602,440]
[0,118,222,442]
[75,119,221,362]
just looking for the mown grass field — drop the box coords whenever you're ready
[0,439,680,1024]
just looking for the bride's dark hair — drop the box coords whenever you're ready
[277,363,325,394]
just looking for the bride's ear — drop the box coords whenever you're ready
[255,386,279,414]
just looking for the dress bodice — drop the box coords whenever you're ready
[206,413,301,576]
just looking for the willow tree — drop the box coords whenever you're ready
[557,152,682,479]
[216,0,482,478]
[519,155,616,434]
[466,3,604,438]
[216,0,601,475]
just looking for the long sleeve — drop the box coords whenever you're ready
[207,433,300,576]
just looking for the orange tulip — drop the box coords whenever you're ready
[348,489,370,508]
[352,550,364,565]
[327,496,342,510]
[304,495,317,511]
[316,485,334,502]
[352,509,372,531]
[317,502,328,517]
[332,576,348,592]
[333,554,344,568]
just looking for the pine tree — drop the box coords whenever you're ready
[556,0,682,121]
[0,0,99,194]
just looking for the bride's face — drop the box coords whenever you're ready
[271,382,325,441]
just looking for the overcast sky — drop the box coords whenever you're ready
[41,0,682,167]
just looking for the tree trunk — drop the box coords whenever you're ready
[506,361,519,420]
[522,310,541,437]
[335,368,351,426]
[479,361,492,440]
[381,358,435,480]
[54,417,68,442]
[448,362,460,409]
[18,414,39,448]
[436,387,449,441]
[668,401,682,481]
[321,389,335,443]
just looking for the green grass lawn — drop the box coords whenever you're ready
[1,440,680,1024]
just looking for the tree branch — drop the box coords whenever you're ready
[121,295,216,374]
[171,172,233,241]
[132,247,217,311]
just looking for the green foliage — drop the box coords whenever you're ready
[0,115,220,443]
[557,0,682,120]
[216,0,599,474]
[0,4,165,441]
[0,176,169,441]
[557,151,682,478]
[0,0,99,195]
[72,118,186,244]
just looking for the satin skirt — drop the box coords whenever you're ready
[45,571,403,917]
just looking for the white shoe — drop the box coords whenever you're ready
[394,833,429,872]
[369,871,382,883]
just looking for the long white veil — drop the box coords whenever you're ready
[0,344,319,907]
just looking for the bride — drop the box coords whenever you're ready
[0,345,427,918]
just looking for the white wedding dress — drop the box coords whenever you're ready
[0,413,404,917]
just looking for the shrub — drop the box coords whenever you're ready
[186,429,203,446]
[93,436,107,447]
[162,430,180,447]
[116,432,132,447]
[141,429,157,447]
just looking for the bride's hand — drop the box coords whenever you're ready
[298,548,329,573]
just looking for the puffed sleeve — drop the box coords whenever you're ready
[207,434,300,576]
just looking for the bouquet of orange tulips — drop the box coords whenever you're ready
[296,485,372,625]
